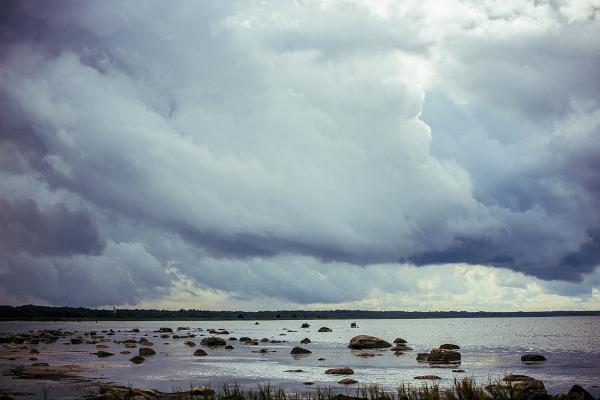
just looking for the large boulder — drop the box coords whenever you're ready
[566,385,595,400]
[427,349,461,364]
[200,337,226,347]
[514,379,549,400]
[300,338,311,344]
[348,335,391,349]
[193,349,208,356]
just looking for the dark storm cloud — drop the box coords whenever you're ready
[0,198,104,257]
[0,0,599,307]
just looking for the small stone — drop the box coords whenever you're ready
[130,355,145,364]
[415,375,442,380]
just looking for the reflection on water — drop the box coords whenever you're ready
[1,317,599,395]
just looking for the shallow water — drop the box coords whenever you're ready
[1,317,599,395]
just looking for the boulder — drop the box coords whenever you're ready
[415,375,441,380]
[339,378,358,385]
[300,338,311,344]
[184,341,196,347]
[200,337,226,347]
[348,335,391,349]
[567,385,595,400]
[514,379,549,400]
[440,343,460,350]
[318,327,332,332]
[70,338,83,345]
[393,338,407,344]
[224,345,234,350]
[194,349,208,356]
[159,327,173,333]
[139,347,156,357]
[325,368,354,375]
[291,346,311,355]
[130,355,145,364]
[427,349,461,364]
[521,354,546,363]
[504,374,535,382]
[416,353,429,362]
[301,323,310,328]
[190,387,215,396]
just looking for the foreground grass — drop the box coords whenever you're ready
[98,378,533,400]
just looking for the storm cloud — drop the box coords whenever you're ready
[0,0,598,308]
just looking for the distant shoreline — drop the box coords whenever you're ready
[1,305,599,321]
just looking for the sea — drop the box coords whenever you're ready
[1,317,599,396]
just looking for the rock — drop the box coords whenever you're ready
[391,345,412,351]
[514,379,548,400]
[30,362,49,367]
[122,339,137,344]
[239,337,252,342]
[224,345,234,350]
[194,349,208,356]
[30,349,39,354]
[453,369,465,373]
[416,353,429,362]
[427,349,461,364]
[504,374,535,382]
[285,369,304,372]
[291,346,312,355]
[325,368,354,375]
[159,327,173,333]
[70,338,83,345]
[177,327,190,331]
[521,354,546,363]
[301,323,310,328]
[300,338,311,344]
[229,337,237,341]
[139,347,156,357]
[260,338,269,342]
[131,328,140,333]
[339,378,358,385]
[304,382,314,385]
[120,351,131,354]
[440,343,460,350]
[567,385,595,400]
[355,351,379,357]
[184,341,196,347]
[348,335,392,349]
[318,357,326,361]
[415,375,441,380]
[130,355,145,364]
[394,351,404,356]
[393,338,407,344]
[200,337,226,347]
[318,327,332,332]
[190,387,215,396]
[93,351,114,357]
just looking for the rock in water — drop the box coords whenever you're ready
[567,385,595,400]
[348,335,392,349]
[325,368,354,375]
[439,343,460,350]
[93,351,114,357]
[318,327,332,332]
[393,338,407,344]
[200,337,226,347]
[416,353,429,362]
[521,354,546,363]
[339,378,358,384]
[194,349,208,356]
[139,347,156,357]
[426,348,461,365]
[513,380,548,400]
[301,323,310,328]
[414,375,441,380]
[130,355,145,364]
[291,346,312,355]
[300,338,311,344]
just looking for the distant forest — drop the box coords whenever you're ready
[1,305,599,321]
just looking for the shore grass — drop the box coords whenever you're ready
[102,379,527,400]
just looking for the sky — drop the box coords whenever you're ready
[0,0,599,311]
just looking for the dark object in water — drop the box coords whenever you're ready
[521,354,546,363]
[291,346,312,355]
[318,327,332,332]
[301,323,310,328]
[350,322,358,328]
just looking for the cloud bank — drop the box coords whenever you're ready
[0,0,599,309]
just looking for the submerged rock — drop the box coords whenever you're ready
[415,375,441,380]
[339,378,358,385]
[348,335,391,349]
[93,351,114,357]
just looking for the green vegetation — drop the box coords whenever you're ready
[92,379,552,400]
[1,305,598,321]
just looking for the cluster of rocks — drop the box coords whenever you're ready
[416,344,461,366]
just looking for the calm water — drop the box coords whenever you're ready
[1,317,599,395]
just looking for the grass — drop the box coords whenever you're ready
[99,378,527,400]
